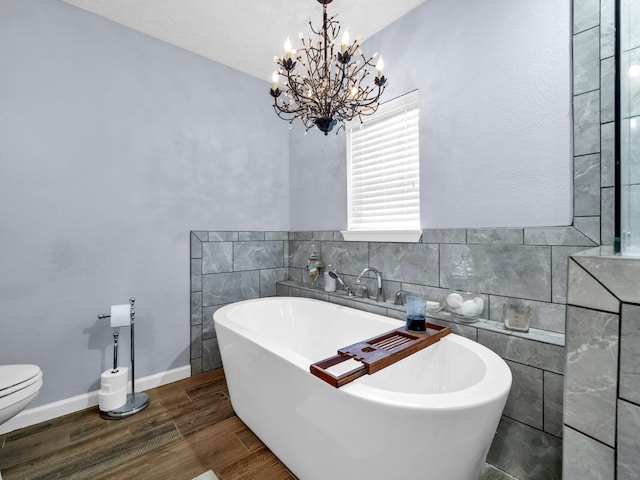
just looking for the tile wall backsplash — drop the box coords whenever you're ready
[286,228,595,333]
[564,247,640,479]
[190,231,289,374]
[572,0,615,246]
[565,306,619,446]
[561,1,640,477]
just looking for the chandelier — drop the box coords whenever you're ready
[269,0,387,135]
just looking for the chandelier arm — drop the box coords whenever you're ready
[285,82,323,117]
[273,97,322,127]
[351,73,386,104]
[308,13,338,36]
[302,54,330,115]
[351,85,385,108]
[274,107,316,132]
[346,55,376,80]
[341,90,384,118]
[327,61,350,110]
[272,97,304,117]
[272,105,296,121]
[283,70,305,100]
[308,19,320,36]
[281,62,310,101]
[273,71,311,114]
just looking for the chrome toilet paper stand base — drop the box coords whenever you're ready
[100,391,150,419]
[98,297,150,419]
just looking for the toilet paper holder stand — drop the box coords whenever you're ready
[98,297,150,419]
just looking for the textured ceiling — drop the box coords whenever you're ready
[61,0,427,82]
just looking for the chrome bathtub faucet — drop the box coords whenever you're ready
[354,283,369,299]
[356,267,385,302]
[394,290,406,305]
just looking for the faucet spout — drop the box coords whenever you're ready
[356,267,385,302]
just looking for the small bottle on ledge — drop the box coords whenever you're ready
[306,243,323,287]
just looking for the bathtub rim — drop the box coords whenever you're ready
[214,296,512,410]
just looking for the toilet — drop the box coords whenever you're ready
[0,364,43,426]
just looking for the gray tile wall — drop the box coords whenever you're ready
[565,306,619,446]
[572,0,616,246]
[563,1,640,478]
[190,231,289,374]
[287,228,595,334]
[564,248,640,479]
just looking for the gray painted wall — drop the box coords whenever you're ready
[289,0,573,231]
[0,0,289,407]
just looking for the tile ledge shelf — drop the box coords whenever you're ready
[571,245,640,305]
[277,280,565,347]
[573,245,640,259]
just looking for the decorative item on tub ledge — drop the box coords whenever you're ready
[503,303,531,332]
[306,243,323,286]
[445,252,484,320]
[269,0,387,135]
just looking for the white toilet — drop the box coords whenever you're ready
[0,364,43,426]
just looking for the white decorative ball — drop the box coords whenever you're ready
[472,297,485,313]
[446,293,463,309]
[460,299,479,317]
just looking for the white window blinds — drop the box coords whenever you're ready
[347,90,420,232]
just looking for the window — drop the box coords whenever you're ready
[343,90,421,242]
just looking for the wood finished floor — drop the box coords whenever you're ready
[0,369,517,480]
[0,369,295,480]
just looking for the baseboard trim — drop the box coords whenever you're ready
[0,365,191,435]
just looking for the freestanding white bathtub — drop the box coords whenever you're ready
[214,296,511,480]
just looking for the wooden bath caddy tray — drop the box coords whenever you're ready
[310,323,451,388]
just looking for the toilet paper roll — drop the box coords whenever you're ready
[98,388,127,412]
[110,304,131,328]
[100,367,128,392]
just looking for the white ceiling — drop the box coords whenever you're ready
[61,0,426,82]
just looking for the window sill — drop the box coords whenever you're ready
[340,230,423,243]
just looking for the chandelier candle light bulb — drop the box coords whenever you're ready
[376,57,384,78]
[284,37,292,60]
[269,0,388,135]
[341,29,350,54]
